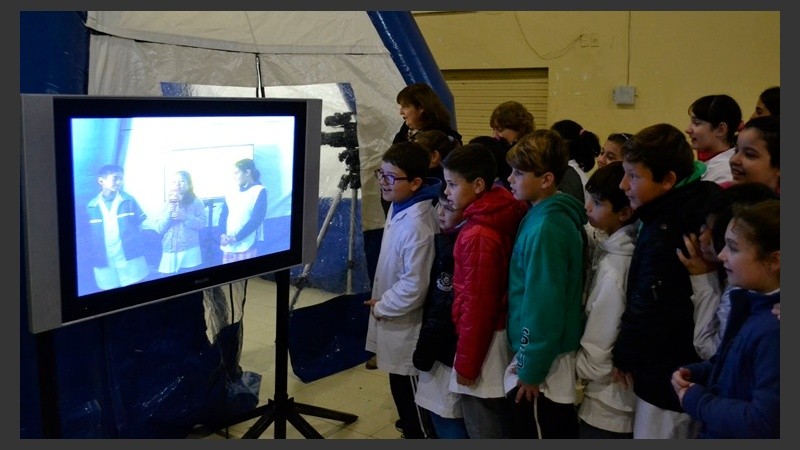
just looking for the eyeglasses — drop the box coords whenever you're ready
[374,169,411,185]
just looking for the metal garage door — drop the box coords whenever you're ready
[442,68,549,143]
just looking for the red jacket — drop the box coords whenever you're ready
[452,187,528,380]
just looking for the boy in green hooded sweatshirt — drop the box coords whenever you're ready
[504,129,589,438]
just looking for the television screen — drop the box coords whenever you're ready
[21,94,322,333]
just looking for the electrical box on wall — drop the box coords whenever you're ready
[613,86,636,105]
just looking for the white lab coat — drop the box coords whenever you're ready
[366,199,439,375]
[576,223,638,433]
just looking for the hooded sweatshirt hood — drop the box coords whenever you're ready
[463,186,529,238]
[530,191,588,230]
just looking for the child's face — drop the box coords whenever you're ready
[685,114,723,152]
[437,199,464,231]
[698,214,720,263]
[442,168,481,211]
[172,174,189,194]
[98,171,124,194]
[377,161,417,204]
[597,140,623,168]
[585,195,623,235]
[507,168,545,203]
[718,220,778,292]
[730,128,780,191]
[620,161,670,210]
[233,166,250,187]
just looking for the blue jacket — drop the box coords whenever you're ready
[86,191,148,268]
[413,228,459,371]
[681,289,780,438]
[612,163,721,411]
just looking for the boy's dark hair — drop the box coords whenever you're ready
[705,182,779,256]
[382,141,431,181]
[759,86,780,116]
[622,123,694,183]
[437,183,449,204]
[550,119,600,173]
[441,143,497,186]
[489,101,535,135]
[468,135,512,185]
[741,115,780,168]
[585,161,632,217]
[506,129,569,184]
[413,129,458,163]
[688,94,742,146]
[98,164,124,177]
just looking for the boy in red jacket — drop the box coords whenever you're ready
[441,143,528,438]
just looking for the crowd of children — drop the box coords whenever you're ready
[364,84,780,439]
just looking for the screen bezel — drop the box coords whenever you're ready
[21,94,321,333]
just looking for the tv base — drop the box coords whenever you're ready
[241,396,358,439]
[240,268,357,439]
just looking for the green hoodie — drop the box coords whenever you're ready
[507,191,588,385]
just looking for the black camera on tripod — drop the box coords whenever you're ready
[321,112,361,191]
[321,112,358,149]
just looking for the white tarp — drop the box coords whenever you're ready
[85,11,407,232]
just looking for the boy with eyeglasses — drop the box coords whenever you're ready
[364,141,442,438]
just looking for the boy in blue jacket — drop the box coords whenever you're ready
[612,123,721,438]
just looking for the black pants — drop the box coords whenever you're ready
[506,387,579,438]
[389,373,435,438]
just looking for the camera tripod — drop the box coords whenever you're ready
[290,145,362,308]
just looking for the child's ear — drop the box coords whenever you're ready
[661,171,678,190]
[766,250,780,273]
[541,171,555,189]
[409,176,424,192]
[714,121,729,140]
[618,205,634,223]
[473,176,487,194]
[430,151,441,167]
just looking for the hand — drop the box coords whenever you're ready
[456,373,476,387]
[363,298,381,320]
[772,303,780,321]
[220,234,230,245]
[168,189,181,203]
[612,367,634,389]
[676,233,717,275]
[514,381,540,403]
[671,367,693,404]
[171,209,186,221]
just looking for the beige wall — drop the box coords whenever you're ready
[413,11,780,137]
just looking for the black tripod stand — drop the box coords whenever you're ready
[290,146,362,308]
[240,269,357,438]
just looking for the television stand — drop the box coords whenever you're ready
[240,268,358,439]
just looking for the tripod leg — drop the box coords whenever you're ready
[285,408,325,439]
[241,400,277,439]
[294,401,359,424]
[289,188,345,310]
[346,186,358,294]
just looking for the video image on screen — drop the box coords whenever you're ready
[72,115,295,297]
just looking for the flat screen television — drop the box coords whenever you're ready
[21,94,322,333]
